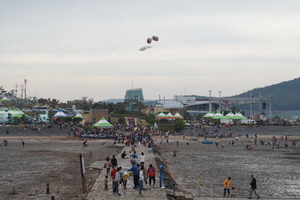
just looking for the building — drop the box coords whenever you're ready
[82,109,109,124]
[156,95,222,116]
[124,88,144,111]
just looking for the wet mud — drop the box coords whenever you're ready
[0,136,123,200]
[153,135,300,198]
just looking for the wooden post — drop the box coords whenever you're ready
[79,154,87,193]
[46,183,49,194]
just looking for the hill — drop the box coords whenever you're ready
[230,77,300,111]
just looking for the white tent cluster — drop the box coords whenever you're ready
[155,112,183,120]
[203,110,247,120]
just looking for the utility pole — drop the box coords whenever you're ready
[14,84,18,97]
[249,92,253,119]
[24,79,27,99]
[20,84,24,99]
[209,90,212,113]
[269,94,272,122]
[219,91,222,111]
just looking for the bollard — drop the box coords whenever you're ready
[90,151,92,156]
[36,189,38,194]
[13,189,16,195]
[159,165,163,188]
[46,183,49,194]
[51,196,55,200]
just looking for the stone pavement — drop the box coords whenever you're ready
[85,143,168,200]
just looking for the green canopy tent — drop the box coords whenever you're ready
[0,97,10,102]
[224,111,236,119]
[203,112,214,118]
[92,117,113,128]
[233,111,247,120]
[173,112,183,119]
[155,112,166,119]
[212,111,226,119]
[74,113,83,119]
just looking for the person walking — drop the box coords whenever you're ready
[223,177,231,197]
[147,164,156,189]
[248,175,260,199]
[173,150,177,158]
[138,165,145,196]
[111,155,118,167]
[113,167,121,195]
[140,152,145,166]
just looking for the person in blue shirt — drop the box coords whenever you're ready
[128,163,139,189]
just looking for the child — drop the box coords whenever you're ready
[122,171,130,189]
[231,186,236,197]
[104,175,109,190]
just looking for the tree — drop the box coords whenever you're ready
[7,113,13,123]
[38,98,48,105]
[49,99,60,108]
[159,118,169,124]
[0,86,16,97]
[173,119,185,132]
[20,114,26,122]
[145,114,156,124]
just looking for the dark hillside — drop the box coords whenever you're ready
[231,77,300,111]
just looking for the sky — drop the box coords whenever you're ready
[1,0,300,102]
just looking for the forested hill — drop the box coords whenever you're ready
[230,77,300,111]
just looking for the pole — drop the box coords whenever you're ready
[159,165,163,188]
[198,178,201,196]
[46,183,49,194]
[79,154,87,193]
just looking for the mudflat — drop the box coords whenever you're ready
[153,134,300,198]
[0,132,122,200]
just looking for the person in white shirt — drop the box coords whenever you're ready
[140,152,145,165]
[138,165,145,196]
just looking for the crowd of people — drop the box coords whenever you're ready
[103,130,157,196]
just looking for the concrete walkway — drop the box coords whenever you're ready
[85,143,168,200]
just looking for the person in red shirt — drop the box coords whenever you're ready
[110,166,117,190]
[146,164,156,188]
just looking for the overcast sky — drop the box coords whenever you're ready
[1,0,300,102]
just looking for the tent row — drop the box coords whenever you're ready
[155,112,183,120]
[53,109,83,119]
[203,111,247,120]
